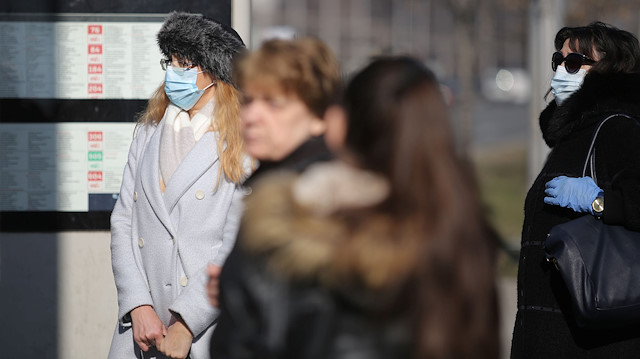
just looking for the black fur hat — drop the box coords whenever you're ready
[157,11,245,85]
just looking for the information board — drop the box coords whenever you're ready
[0,16,165,99]
[0,1,233,231]
[0,122,136,212]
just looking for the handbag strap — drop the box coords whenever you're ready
[581,114,635,183]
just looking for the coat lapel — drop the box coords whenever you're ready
[139,124,177,237]
[162,131,220,214]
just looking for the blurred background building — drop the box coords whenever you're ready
[246,0,640,154]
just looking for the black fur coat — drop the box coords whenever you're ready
[511,72,640,358]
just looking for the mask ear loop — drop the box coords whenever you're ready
[200,80,218,91]
[195,69,217,91]
[201,80,217,91]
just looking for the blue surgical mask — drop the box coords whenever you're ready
[551,65,587,105]
[164,66,215,111]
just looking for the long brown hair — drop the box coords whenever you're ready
[137,80,246,185]
[343,57,499,359]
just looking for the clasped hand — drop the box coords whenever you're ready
[131,305,193,359]
[158,316,193,359]
[544,175,601,214]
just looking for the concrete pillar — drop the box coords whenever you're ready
[233,0,252,48]
[527,0,566,185]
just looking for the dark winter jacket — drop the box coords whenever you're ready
[243,136,332,189]
[511,72,640,358]
[210,161,414,359]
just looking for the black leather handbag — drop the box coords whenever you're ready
[545,114,640,329]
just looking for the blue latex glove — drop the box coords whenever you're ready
[544,176,602,214]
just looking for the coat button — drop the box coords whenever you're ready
[179,276,188,287]
[195,190,205,200]
[138,237,144,248]
[133,191,138,201]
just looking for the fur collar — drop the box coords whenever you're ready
[292,161,389,216]
[540,72,640,147]
[240,161,419,291]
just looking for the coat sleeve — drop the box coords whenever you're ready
[110,126,154,325]
[169,182,246,337]
[213,175,249,265]
[212,155,252,265]
[596,117,640,231]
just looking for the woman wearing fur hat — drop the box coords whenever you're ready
[210,57,499,359]
[511,22,640,358]
[108,12,248,359]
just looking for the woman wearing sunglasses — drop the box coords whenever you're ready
[511,22,640,358]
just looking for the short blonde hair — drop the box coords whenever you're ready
[234,37,340,118]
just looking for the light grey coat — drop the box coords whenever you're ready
[108,112,245,359]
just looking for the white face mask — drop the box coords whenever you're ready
[551,65,587,105]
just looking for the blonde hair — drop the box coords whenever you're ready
[137,81,246,185]
[234,37,340,118]
[211,81,246,184]
[138,84,170,126]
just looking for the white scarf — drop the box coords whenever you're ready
[159,100,215,192]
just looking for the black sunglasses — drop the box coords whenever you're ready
[552,51,596,74]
